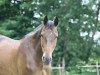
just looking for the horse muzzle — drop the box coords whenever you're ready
[42,56,52,65]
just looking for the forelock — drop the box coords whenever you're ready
[46,20,54,29]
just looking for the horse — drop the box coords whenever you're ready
[0,16,58,75]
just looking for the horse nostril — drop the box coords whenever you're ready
[49,57,52,61]
[42,56,45,60]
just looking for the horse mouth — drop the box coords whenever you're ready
[43,60,51,65]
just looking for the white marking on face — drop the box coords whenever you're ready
[43,52,52,57]
[50,33,52,35]
[47,32,53,48]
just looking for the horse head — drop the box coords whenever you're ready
[40,16,58,65]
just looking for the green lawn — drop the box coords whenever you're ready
[52,68,97,75]
[65,71,96,75]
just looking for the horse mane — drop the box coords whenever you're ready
[24,24,43,39]
[22,20,54,40]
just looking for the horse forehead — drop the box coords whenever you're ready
[44,28,57,37]
[47,31,53,37]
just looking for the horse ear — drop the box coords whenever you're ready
[54,16,58,26]
[43,15,48,25]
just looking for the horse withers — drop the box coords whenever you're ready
[0,16,58,75]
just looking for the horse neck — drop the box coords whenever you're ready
[20,29,43,70]
[32,36,43,62]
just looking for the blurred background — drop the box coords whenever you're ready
[0,0,100,75]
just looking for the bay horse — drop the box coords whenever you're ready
[0,16,58,75]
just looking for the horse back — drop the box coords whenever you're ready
[0,35,21,75]
[0,35,20,61]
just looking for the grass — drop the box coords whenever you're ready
[65,71,96,75]
[52,68,97,75]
